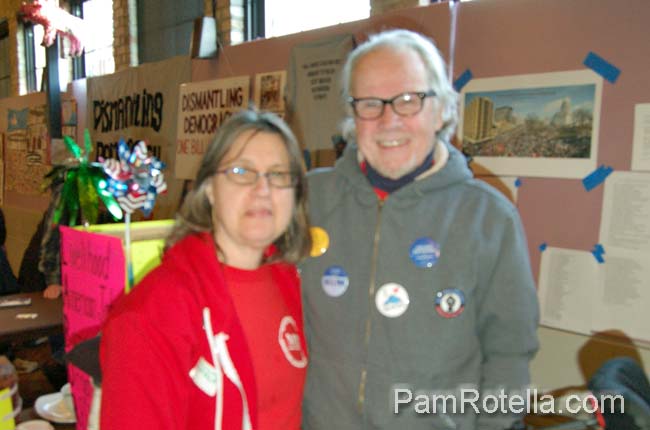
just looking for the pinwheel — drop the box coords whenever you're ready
[44,129,123,227]
[101,139,167,289]
[101,140,167,217]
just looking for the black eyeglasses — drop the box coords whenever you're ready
[348,90,436,120]
[216,166,297,188]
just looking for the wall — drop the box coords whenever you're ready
[449,0,650,386]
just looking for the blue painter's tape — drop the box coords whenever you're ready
[582,165,614,191]
[583,52,620,83]
[539,242,547,252]
[514,178,522,188]
[591,243,605,264]
[592,251,605,264]
[454,69,473,92]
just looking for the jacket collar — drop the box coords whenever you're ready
[334,139,472,205]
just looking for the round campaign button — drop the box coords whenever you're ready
[409,237,441,268]
[375,283,410,318]
[321,266,349,297]
[435,288,465,318]
[310,226,330,257]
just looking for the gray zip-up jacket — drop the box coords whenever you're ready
[301,141,539,430]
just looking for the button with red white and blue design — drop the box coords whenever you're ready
[321,265,349,297]
[435,288,465,318]
[375,283,410,318]
[409,237,441,268]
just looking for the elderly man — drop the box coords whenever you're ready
[300,29,539,430]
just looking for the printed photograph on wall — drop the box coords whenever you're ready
[254,71,286,116]
[458,70,602,178]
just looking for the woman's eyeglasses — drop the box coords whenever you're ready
[216,166,297,188]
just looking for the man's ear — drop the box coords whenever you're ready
[204,182,215,206]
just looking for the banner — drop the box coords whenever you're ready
[175,75,250,179]
[5,100,51,196]
[86,56,191,218]
[286,34,354,151]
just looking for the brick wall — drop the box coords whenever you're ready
[1,0,28,96]
[112,0,137,71]
[209,0,245,47]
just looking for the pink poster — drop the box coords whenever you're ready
[60,226,126,430]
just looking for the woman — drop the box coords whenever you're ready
[100,110,311,430]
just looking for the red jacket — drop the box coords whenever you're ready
[100,233,304,430]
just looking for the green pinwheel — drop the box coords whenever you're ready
[44,129,123,226]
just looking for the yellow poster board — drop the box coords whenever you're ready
[0,387,15,430]
[75,219,174,292]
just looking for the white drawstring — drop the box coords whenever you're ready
[214,332,252,430]
[203,307,224,430]
[202,307,253,430]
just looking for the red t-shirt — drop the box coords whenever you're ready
[224,264,307,430]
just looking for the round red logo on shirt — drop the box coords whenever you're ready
[278,316,307,368]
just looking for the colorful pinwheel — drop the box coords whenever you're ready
[101,140,167,217]
[44,129,123,227]
[100,139,167,289]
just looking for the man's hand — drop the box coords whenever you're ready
[43,284,62,299]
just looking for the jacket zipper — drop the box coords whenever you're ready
[357,199,384,414]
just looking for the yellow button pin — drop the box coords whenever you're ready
[310,226,329,257]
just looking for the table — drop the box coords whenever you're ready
[0,292,63,343]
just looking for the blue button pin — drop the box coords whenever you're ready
[409,237,441,268]
[321,266,350,297]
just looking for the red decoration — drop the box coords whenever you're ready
[20,0,87,56]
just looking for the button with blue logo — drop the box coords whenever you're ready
[435,288,465,318]
[409,237,441,268]
[375,283,410,318]
[321,266,349,297]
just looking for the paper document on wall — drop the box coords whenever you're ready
[538,247,597,335]
[591,249,650,342]
[632,103,650,171]
[596,171,650,342]
[599,171,650,253]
